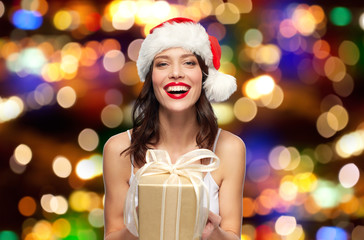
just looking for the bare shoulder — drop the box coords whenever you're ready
[103,131,132,183]
[216,129,246,156]
[215,129,246,172]
[103,131,131,155]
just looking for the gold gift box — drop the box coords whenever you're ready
[138,173,202,240]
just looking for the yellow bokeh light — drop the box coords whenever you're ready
[233,97,257,122]
[0,96,24,123]
[69,190,90,212]
[50,195,68,214]
[52,156,72,178]
[335,131,364,158]
[52,218,71,238]
[275,216,296,236]
[255,44,281,65]
[112,15,135,30]
[229,0,252,13]
[316,112,337,138]
[76,154,103,180]
[324,56,346,82]
[264,85,284,109]
[151,1,171,19]
[216,3,240,24]
[243,75,276,100]
[284,225,305,240]
[112,0,138,18]
[40,194,53,213]
[279,180,298,201]
[292,7,316,36]
[212,103,235,125]
[14,144,32,165]
[61,55,79,74]
[293,172,318,192]
[78,128,99,152]
[54,10,72,30]
[135,1,154,25]
[284,147,301,171]
[197,0,213,16]
[42,62,63,82]
[69,190,102,213]
[328,105,348,131]
[101,104,123,128]
[56,86,77,108]
[119,61,140,86]
[62,42,82,59]
[33,220,52,240]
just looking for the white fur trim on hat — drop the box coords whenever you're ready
[204,68,237,102]
[136,19,237,102]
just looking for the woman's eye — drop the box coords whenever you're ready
[156,62,167,67]
[185,61,197,66]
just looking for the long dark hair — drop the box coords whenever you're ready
[123,55,218,167]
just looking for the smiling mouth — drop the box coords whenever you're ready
[163,83,191,99]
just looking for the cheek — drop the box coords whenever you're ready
[193,72,203,91]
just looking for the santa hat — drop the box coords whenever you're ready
[136,17,237,102]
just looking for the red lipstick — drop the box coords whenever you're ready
[163,82,191,99]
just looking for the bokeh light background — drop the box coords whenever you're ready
[0,0,363,239]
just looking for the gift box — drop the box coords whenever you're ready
[138,173,202,240]
[124,149,220,240]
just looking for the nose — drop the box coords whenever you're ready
[168,64,185,80]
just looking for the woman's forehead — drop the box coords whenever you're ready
[154,47,194,58]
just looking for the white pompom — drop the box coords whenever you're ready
[203,68,237,102]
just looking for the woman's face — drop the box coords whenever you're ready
[152,47,203,113]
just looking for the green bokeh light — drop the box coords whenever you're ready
[0,231,18,240]
[330,7,352,26]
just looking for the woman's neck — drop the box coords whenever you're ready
[156,107,199,162]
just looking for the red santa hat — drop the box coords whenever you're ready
[136,17,237,102]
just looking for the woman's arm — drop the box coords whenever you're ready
[205,131,246,240]
[103,132,138,240]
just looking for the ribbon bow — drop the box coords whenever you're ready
[124,148,220,239]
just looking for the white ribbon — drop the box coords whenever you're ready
[124,148,220,239]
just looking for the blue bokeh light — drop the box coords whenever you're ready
[316,226,348,240]
[12,9,43,30]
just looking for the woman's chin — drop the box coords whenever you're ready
[160,103,196,114]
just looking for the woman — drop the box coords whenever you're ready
[103,18,246,240]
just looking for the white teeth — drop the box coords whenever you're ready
[166,86,190,92]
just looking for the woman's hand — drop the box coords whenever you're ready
[202,211,222,240]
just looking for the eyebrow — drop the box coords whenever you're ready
[154,53,196,60]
